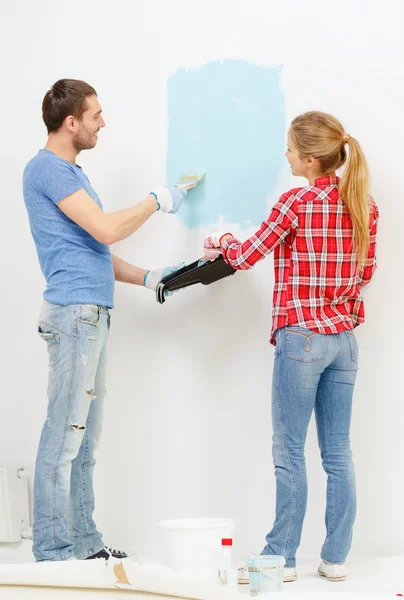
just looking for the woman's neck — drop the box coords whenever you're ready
[307,171,337,185]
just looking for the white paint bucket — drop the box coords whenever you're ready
[158,518,235,580]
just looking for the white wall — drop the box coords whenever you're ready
[1,0,403,562]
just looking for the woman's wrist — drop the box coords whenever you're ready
[220,233,233,245]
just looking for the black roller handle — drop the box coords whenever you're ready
[156,255,236,304]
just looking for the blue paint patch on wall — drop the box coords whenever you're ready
[167,60,285,229]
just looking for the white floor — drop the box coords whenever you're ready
[246,554,404,595]
[0,542,402,599]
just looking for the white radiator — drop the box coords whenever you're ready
[0,467,30,542]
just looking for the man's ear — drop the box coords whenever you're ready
[64,115,78,133]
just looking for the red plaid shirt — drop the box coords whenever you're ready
[222,176,379,345]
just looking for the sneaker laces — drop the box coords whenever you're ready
[104,546,128,558]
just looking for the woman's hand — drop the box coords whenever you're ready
[203,231,233,260]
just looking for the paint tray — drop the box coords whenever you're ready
[156,256,236,304]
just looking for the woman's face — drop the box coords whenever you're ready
[285,133,310,178]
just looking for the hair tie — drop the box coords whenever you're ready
[343,133,351,144]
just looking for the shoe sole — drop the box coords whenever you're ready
[318,569,346,582]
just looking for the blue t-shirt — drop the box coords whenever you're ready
[23,149,114,308]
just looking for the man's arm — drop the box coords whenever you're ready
[112,254,186,298]
[57,181,193,245]
[59,189,158,245]
[111,254,147,286]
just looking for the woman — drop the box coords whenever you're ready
[204,112,379,582]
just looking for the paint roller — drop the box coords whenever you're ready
[155,256,236,304]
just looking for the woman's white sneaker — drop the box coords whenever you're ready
[284,567,297,582]
[237,566,250,584]
[318,560,347,582]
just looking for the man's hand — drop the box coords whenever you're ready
[144,263,186,296]
[150,184,195,214]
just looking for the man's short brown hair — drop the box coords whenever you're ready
[42,79,97,133]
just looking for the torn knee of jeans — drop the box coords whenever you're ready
[86,389,97,401]
[72,424,86,431]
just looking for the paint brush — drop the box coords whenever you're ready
[176,171,206,190]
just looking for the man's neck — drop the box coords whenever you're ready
[45,135,78,165]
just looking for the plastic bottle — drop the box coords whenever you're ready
[219,538,238,590]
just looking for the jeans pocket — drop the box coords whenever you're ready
[38,322,60,366]
[78,305,100,326]
[346,332,359,364]
[285,327,328,363]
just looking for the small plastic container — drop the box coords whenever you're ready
[219,538,238,590]
[247,555,285,595]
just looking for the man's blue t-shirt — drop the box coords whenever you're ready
[23,149,114,308]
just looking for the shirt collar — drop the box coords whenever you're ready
[312,175,340,187]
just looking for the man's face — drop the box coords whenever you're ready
[73,95,105,152]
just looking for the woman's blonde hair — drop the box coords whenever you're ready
[290,111,370,264]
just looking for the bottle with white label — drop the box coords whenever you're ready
[219,538,238,590]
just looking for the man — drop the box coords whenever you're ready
[23,79,193,562]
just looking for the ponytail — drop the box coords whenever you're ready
[339,136,370,264]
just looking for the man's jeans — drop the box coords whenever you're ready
[262,327,358,568]
[33,301,110,561]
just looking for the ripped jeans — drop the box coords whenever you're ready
[33,301,110,561]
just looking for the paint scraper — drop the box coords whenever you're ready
[175,171,206,190]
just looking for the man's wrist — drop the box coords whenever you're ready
[143,270,150,287]
[148,193,160,211]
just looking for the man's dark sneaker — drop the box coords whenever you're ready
[85,549,111,560]
[85,546,129,560]
[104,546,128,559]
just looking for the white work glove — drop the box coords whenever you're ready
[150,183,195,214]
[144,263,186,296]
[203,231,233,260]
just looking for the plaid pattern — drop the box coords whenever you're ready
[222,176,379,345]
